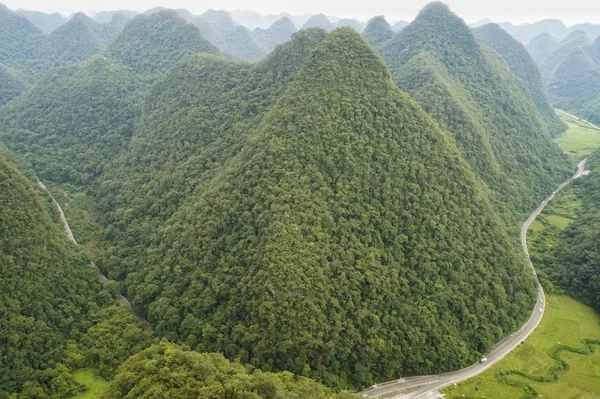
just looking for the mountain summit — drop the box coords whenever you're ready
[126,28,537,388]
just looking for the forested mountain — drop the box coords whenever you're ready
[96,28,329,283]
[192,11,268,61]
[0,55,140,186]
[532,152,600,313]
[302,14,335,31]
[335,18,366,32]
[392,21,409,32]
[539,30,591,82]
[363,16,394,48]
[0,154,112,397]
[48,12,115,65]
[545,46,600,124]
[253,17,298,52]
[106,11,219,73]
[92,10,140,24]
[535,30,600,124]
[94,27,537,389]
[526,32,558,64]
[0,62,27,106]
[103,342,356,398]
[473,23,566,135]
[498,19,567,44]
[380,2,571,224]
[197,9,237,30]
[0,4,49,80]
[16,8,66,34]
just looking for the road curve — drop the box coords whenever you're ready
[37,179,150,328]
[359,159,588,399]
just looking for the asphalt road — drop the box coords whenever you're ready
[38,179,150,328]
[359,159,588,399]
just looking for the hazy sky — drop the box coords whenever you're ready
[2,0,599,25]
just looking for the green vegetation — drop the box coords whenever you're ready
[103,342,356,399]
[442,295,600,398]
[0,55,140,186]
[253,17,297,53]
[380,2,571,228]
[473,23,566,135]
[72,369,110,399]
[106,11,219,73]
[362,16,394,48]
[97,28,537,389]
[556,111,600,157]
[48,12,116,65]
[526,32,558,65]
[538,31,600,125]
[530,152,600,311]
[0,154,113,397]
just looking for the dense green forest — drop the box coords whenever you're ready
[0,153,114,397]
[95,27,537,389]
[533,30,600,125]
[47,12,120,65]
[0,55,140,186]
[473,23,566,135]
[16,9,67,34]
[531,153,600,312]
[103,342,356,399]
[526,32,558,65]
[362,16,394,48]
[380,2,571,226]
[0,2,587,395]
[106,11,219,73]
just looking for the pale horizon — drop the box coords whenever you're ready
[2,0,599,26]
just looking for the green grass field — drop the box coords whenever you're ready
[442,295,600,398]
[72,369,110,399]
[556,110,600,158]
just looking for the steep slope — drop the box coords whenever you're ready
[0,62,27,106]
[302,14,334,31]
[48,12,114,65]
[0,56,139,186]
[92,10,139,24]
[106,11,219,73]
[192,16,268,62]
[0,154,111,396]
[254,17,297,51]
[526,32,558,65]
[539,30,590,84]
[473,23,566,135]
[335,18,366,32]
[96,29,329,283]
[381,2,570,224]
[546,46,600,124]
[110,28,536,389]
[103,342,355,398]
[392,21,409,31]
[0,4,50,80]
[198,9,238,30]
[500,19,567,44]
[363,16,394,48]
[16,8,66,34]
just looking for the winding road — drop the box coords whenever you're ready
[37,180,150,328]
[359,159,589,399]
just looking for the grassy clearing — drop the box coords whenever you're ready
[556,111,600,158]
[72,369,109,399]
[442,295,600,398]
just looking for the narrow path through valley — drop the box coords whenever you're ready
[359,159,589,399]
[37,179,150,328]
